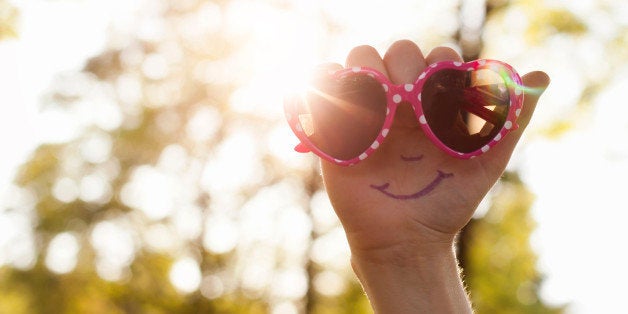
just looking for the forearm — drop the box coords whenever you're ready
[350,242,473,314]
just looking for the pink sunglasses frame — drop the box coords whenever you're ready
[284,59,524,166]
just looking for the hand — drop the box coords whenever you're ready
[317,40,550,313]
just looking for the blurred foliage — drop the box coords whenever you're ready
[486,0,511,11]
[0,0,370,312]
[1,252,221,314]
[2,0,615,313]
[537,119,575,139]
[456,2,569,311]
[489,0,587,45]
[310,284,372,314]
[0,0,18,40]
[464,173,565,313]
[527,8,587,43]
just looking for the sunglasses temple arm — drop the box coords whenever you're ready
[294,142,311,153]
[461,102,502,126]
[462,86,507,126]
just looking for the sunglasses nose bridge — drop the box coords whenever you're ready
[388,83,422,119]
[386,84,422,129]
[389,83,419,105]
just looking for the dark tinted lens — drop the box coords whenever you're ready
[421,68,510,153]
[295,74,387,160]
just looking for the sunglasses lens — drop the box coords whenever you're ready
[295,73,387,160]
[422,68,511,153]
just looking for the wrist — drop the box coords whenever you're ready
[350,239,473,314]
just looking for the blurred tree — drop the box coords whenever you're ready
[2,0,618,313]
[0,0,18,40]
[464,173,565,313]
[0,0,371,313]
[454,0,579,312]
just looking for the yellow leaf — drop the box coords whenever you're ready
[0,0,19,40]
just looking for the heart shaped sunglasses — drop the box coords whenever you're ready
[284,59,524,166]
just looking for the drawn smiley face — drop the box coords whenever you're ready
[369,154,454,200]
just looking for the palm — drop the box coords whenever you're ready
[318,41,549,256]
[321,122,495,253]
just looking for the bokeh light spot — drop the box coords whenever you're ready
[169,257,202,294]
[45,232,80,274]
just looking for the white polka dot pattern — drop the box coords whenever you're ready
[284,59,525,164]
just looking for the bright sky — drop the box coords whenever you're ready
[1,0,627,313]
[0,0,128,188]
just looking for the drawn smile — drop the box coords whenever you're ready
[369,170,454,200]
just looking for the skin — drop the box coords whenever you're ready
[316,40,550,313]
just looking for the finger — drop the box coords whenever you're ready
[480,71,550,171]
[380,40,427,129]
[425,46,463,64]
[345,45,388,77]
[383,39,426,84]
[514,71,551,130]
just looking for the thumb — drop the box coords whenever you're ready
[478,70,550,173]
[517,71,551,130]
